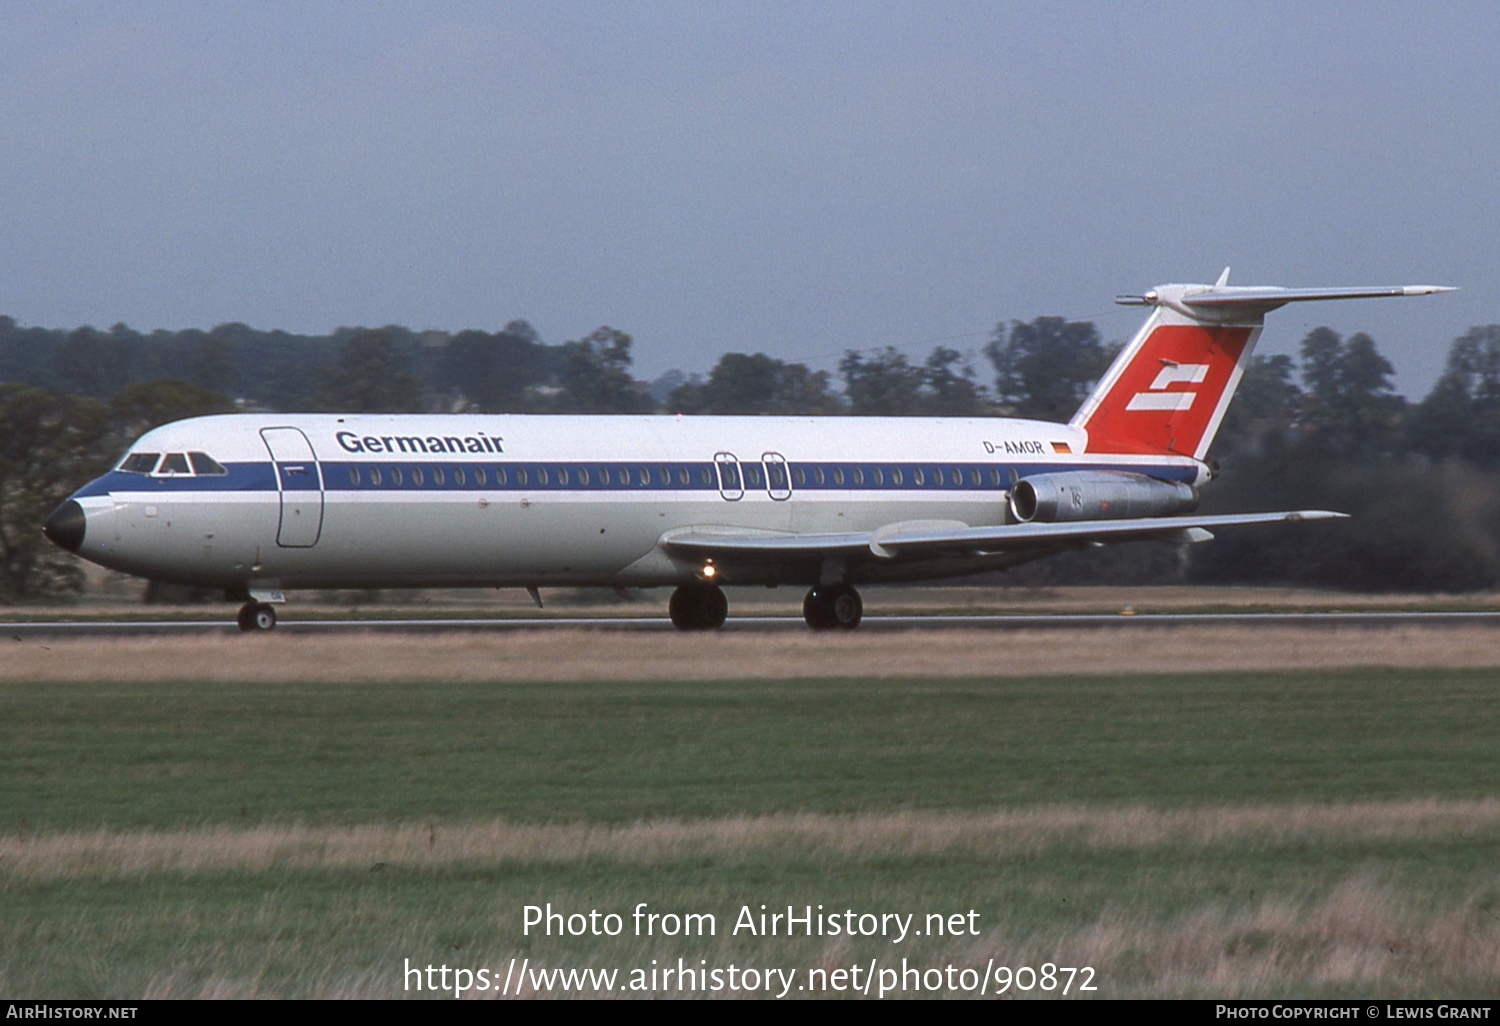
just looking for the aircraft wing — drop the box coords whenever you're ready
[661,510,1347,562]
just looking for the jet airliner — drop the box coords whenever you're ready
[42,273,1453,631]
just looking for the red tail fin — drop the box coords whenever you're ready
[1071,313,1258,459]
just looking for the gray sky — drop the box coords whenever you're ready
[2,1,1495,396]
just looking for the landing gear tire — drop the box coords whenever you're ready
[803,584,863,631]
[237,602,277,632]
[669,585,728,631]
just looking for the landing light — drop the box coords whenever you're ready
[701,564,717,579]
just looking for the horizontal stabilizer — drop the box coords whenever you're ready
[661,510,1346,562]
[1115,283,1457,315]
[1179,284,1456,311]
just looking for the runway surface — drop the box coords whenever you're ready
[7,610,1500,636]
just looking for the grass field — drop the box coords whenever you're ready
[2,647,1499,999]
[9,623,1500,683]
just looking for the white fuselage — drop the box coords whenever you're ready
[65,413,1206,591]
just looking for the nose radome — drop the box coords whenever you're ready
[43,500,86,553]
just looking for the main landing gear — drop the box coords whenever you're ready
[237,601,277,632]
[668,583,865,631]
[669,584,728,631]
[803,584,863,630]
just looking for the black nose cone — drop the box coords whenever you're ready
[43,500,86,553]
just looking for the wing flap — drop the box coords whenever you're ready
[660,526,873,556]
[661,511,1347,562]
[874,510,1345,555]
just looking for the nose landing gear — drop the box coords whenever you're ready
[669,584,728,630]
[803,584,863,630]
[237,602,277,632]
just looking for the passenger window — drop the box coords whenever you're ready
[474,467,485,485]
[950,467,962,486]
[576,467,588,486]
[852,467,864,485]
[159,453,191,475]
[659,466,671,485]
[913,467,925,486]
[618,468,631,486]
[832,466,845,486]
[989,467,1001,486]
[348,467,361,485]
[188,452,227,475]
[433,467,445,485]
[516,468,527,486]
[793,467,806,486]
[768,462,787,489]
[412,467,424,486]
[557,467,569,486]
[891,468,903,485]
[744,464,762,488]
[638,467,650,486]
[120,453,162,474]
[678,467,690,485]
[932,467,943,486]
[537,467,549,485]
[494,467,506,485]
[370,467,382,486]
[871,467,883,486]
[391,467,403,485]
[453,467,465,485]
[813,467,825,486]
[697,467,712,485]
[969,468,980,486]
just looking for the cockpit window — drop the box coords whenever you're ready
[189,452,227,475]
[120,453,161,474]
[158,453,191,475]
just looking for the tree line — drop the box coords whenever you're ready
[0,314,1104,418]
[3,313,1500,598]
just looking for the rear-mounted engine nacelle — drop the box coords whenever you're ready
[1009,471,1198,523]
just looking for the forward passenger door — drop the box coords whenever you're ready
[261,427,325,547]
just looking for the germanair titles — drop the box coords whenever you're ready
[335,430,504,455]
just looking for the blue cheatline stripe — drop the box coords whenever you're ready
[323,459,1193,492]
[72,458,1198,498]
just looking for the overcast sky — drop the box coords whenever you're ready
[2,1,1495,395]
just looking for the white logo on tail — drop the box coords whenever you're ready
[1125,362,1209,411]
